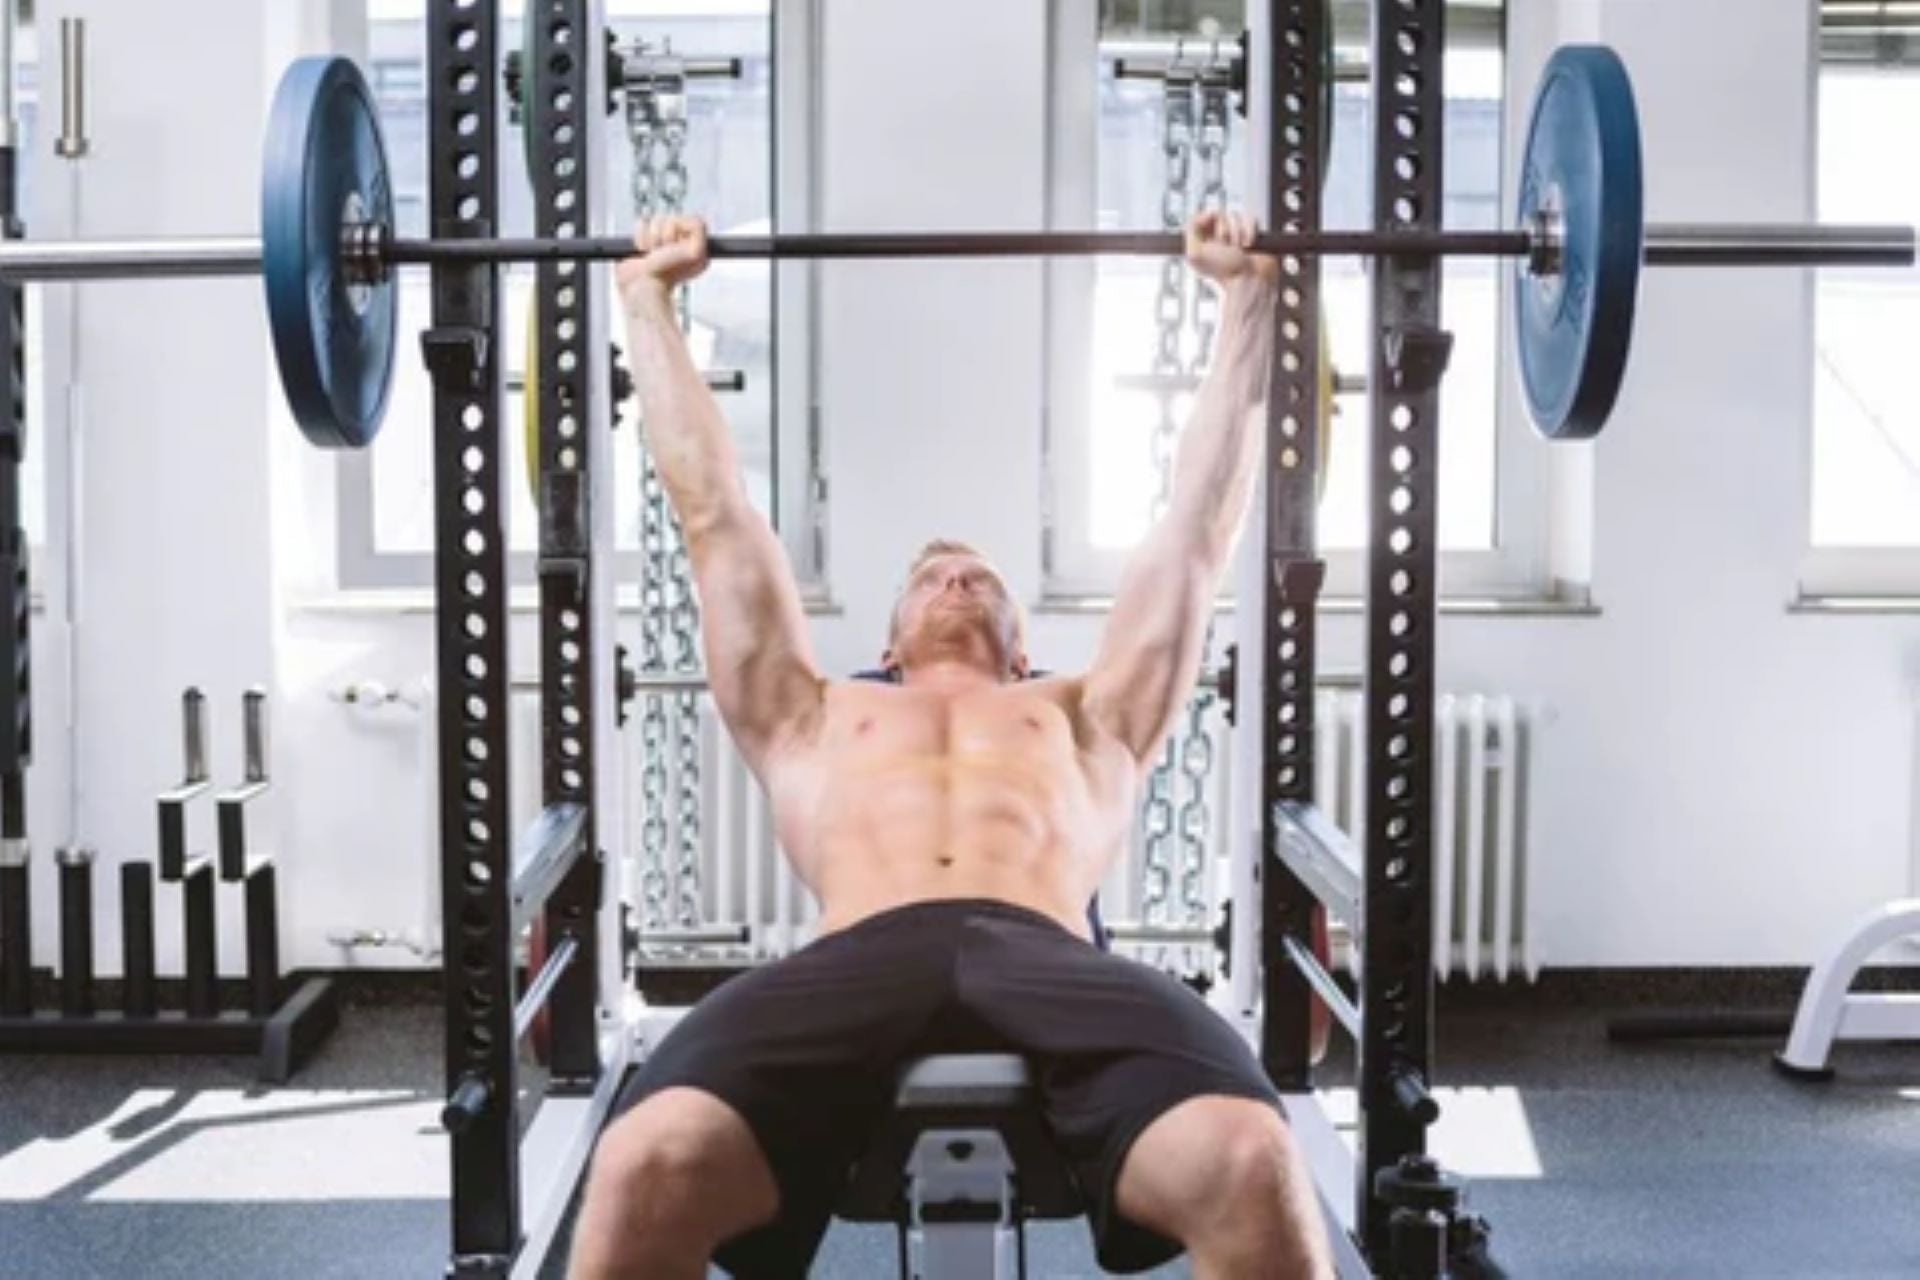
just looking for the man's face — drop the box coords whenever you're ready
[887,552,1025,674]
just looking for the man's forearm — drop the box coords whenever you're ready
[1165,275,1277,565]
[621,286,746,538]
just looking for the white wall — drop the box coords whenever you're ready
[22,0,283,978]
[21,0,1920,979]
[1449,0,1920,964]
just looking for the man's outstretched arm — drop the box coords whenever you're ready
[617,215,824,772]
[1083,210,1277,766]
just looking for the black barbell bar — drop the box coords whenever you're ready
[0,220,1909,284]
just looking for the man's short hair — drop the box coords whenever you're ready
[905,538,986,578]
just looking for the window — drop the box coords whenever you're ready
[1046,1,1524,600]
[1808,3,1920,595]
[341,2,802,592]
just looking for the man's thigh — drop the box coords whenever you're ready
[614,913,957,1271]
[956,911,1281,1271]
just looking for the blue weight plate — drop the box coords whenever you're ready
[1514,45,1643,441]
[262,57,396,449]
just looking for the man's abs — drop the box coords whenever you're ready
[763,678,1139,937]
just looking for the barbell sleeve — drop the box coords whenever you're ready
[1641,222,1915,267]
[0,237,263,280]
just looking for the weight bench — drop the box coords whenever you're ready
[838,1054,1084,1279]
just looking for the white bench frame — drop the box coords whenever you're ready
[1776,899,1920,1080]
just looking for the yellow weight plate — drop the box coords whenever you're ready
[523,292,542,504]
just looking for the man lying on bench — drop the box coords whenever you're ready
[568,211,1334,1279]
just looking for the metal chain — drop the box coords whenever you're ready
[625,54,707,932]
[642,54,706,930]
[628,112,655,216]
[1147,68,1196,523]
[1189,56,1232,374]
[625,57,655,217]
[1173,53,1235,931]
[658,101,690,213]
[638,463,673,933]
[624,46,689,222]
[1138,66,1196,926]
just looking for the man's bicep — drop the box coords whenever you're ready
[687,507,824,761]
[1083,529,1215,764]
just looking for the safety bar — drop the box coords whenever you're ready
[1273,801,1360,931]
[510,802,589,933]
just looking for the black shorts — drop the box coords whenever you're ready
[614,897,1281,1276]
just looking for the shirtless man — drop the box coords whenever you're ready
[568,210,1335,1279]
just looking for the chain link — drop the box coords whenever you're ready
[658,111,690,211]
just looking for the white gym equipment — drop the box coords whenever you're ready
[1774,899,1920,1080]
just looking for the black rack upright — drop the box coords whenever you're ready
[1257,0,1332,1096]
[424,0,521,1263]
[1357,0,1448,1256]
[0,45,29,1021]
[426,1,614,1274]
[527,0,608,1096]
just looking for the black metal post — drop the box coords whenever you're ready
[182,861,217,1018]
[58,854,92,1015]
[121,861,156,1017]
[0,543,24,1018]
[0,113,28,1021]
[0,859,25,1015]
[245,862,279,1019]
[1257,0,1332,1092]
[1358,0,1447,1256]
[529,0,605,1092]
[425,0,519,1268]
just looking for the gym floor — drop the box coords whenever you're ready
[0,979,1914,1279]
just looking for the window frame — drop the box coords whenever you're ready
[1039,0,1549,606]
[335,1,826,597]
[1800,11,1920,599]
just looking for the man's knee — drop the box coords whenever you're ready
[1123,1096,1305,1237]
[1209,1107,1299,1207]
[1185,1100,1299,1219]
[587,1088,778,1240]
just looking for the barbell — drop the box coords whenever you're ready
[0,47,1908,447]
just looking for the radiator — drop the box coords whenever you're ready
[508,686,1534,979]
[1314,690,1539,982]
